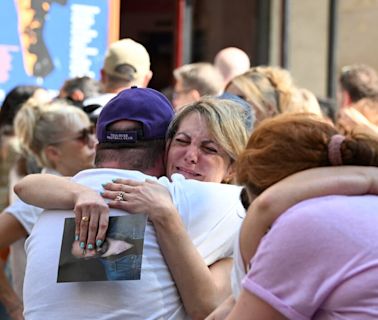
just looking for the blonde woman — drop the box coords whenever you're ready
[0,101,96,318]
[101,98,250,317]
[225,66,323,123]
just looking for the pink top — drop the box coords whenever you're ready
[243,195,378,320]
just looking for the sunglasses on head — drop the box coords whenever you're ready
[52,125,96,145]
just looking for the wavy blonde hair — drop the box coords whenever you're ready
[167,97,249,181]
[14,100,90,168]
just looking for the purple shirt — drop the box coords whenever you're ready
[243,195,378,320]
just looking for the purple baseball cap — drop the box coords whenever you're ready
[96,87,174,144]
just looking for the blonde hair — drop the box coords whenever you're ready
[14,100,90,168]
[251,66,295,106]
[284,88,323,116]
[227,66,323,121]
[167,97,249,168]
[226,71,279,122]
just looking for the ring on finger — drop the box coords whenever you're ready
[81,216,89,222]
[115,191,126,201]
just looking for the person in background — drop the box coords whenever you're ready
[172,62,223,111]
[0,85,51,207]
[337,96,378,135]
[0,85,50,320]
[225,66,323,124]
[338,64,378,109]
[214,47,251,89]
[58,76,101,108]
[251,66,323,117]
[0,85,50,136]
[0,101,96,319]
[83,38,153,119]
[225,69,279,123]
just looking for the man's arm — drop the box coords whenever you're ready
[14,174,110,248]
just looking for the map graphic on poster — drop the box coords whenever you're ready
[0,0,110,103]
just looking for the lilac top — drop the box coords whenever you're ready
[243,195,378,320]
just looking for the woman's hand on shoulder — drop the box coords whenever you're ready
[101,179,177,223]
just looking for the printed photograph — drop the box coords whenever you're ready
[57,214,147,282]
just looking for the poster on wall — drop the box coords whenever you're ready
[0,0,118,103]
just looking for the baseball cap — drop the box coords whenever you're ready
[96,87,174,144]
[103,38,150,81]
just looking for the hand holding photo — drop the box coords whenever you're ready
[58,213,147,282]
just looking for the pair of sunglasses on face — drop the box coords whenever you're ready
[52,125,96,145]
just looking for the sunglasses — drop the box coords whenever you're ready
[52,125,96,145]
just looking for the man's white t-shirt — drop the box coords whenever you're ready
[23,168,245,320]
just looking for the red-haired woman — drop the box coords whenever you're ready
[220,113,378,319]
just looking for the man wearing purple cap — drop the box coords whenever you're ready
[15,87,244,320]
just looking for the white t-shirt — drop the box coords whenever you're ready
[6,168,59,299]
[231,227,245,299]
[23,168,245,320]
[83,93,116,117]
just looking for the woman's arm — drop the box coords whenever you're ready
[205,295,236,320]
[0,213,27,249]
[150,210,232,318]
[14,174,85,209]
[240,166,378,270]
[225,289,285,320]
[0,260,23,320]
[102,179,232,319]
[14,174,109,249]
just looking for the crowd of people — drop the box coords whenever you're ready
[0,37,378,320]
